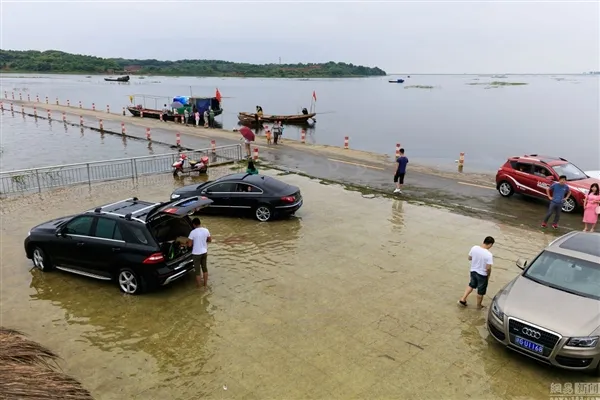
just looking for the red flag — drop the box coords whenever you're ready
[312,90,317,101]
[215,88,222,102]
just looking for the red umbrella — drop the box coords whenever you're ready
[239,126,255,142]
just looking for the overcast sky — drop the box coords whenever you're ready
[1,1,598,73]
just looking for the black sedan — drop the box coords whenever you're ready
[170,173,303,222]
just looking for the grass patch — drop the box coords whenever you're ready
[404,85,434,89]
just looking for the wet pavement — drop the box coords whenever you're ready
[9,101,587,232]
[1,166,597,399]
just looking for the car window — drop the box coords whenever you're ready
[126,225,150,245]
[514,162,533,173]
[524,250,600,300]
[94,218,123,241]
[533,165,553,179]
[234,183,262,193]
[206,182,236,192]
[64,216,94,236]
[552,163,588,181]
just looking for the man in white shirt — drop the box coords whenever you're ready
[458,236,495,309]
[187,218,212,288]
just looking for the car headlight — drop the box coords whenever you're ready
[576,188,589,195]
[566,336,599,348]
[171,193,180,199]
[491,298,504,321]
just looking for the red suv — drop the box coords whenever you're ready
[495,155,600,213]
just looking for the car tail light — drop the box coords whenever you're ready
[143,252,165,264]
[281,196,295,203]
[163,208,178,214]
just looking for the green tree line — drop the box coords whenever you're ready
[1,50,386,78]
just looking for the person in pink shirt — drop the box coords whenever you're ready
[582,183,600,232]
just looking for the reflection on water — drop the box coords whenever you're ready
[1,172,596,399]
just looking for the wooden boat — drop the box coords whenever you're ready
[105,75,130,82]
[128,95,223,123]
[388,79,405,83]
[238,111,316,124]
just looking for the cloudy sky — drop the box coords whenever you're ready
[1,1,598,73]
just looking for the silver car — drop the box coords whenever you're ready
[487,231,600,375]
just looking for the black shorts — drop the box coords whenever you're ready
[192,253,207,275]
[394,172,405,184]
[469,271,489,295]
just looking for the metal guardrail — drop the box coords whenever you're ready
[0,144,243,195]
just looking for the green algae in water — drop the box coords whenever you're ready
[467,81,528,86]
[404,85,435,89]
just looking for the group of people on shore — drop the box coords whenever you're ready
[161,104,216,128]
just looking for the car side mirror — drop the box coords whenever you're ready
[516,258,528,270]
[56,228,65,237]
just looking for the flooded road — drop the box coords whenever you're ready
[1,169,597,399]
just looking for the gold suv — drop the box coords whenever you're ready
[487,231,600,375]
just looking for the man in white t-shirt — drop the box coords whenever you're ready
[187,217,212,288]
[458,236,495,309]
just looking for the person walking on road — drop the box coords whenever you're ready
[203,109,209,128]
[458,236,495,309]
[541,175,571,229]
[582,183,600,232]
[187,218,212,288]
[393,148,408,194]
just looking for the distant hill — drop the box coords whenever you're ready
[0,49,386,78]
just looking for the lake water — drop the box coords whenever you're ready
[1,73,599,172]
[0,108,175,170]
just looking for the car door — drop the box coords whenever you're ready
[531,165,556,200]
[53,215,96,269]
[201,182,236,211]
[230,182,264,211]
[512,162,538,196]
[86,216,127,279]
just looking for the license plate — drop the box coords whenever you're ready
[514,335,544,354]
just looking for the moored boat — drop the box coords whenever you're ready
[105,75,130,82]
[388,79,405,83]
[238,111,316,124]
[127,93,223,125]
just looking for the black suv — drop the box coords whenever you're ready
[24,196,213,295]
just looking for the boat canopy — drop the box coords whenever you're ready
[173,96,190,105]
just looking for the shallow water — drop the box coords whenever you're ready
[1,73,599,172]
[0,169,596,399]
[0,109,174,170]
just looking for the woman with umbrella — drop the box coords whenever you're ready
[239,126,255,158]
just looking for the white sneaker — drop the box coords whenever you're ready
[393,188,401,193]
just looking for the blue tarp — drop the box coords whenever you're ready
[173,96,190,105]
[193,98,212,113]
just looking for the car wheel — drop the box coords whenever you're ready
[254,205,272,222]
[562,197,577,213]
[32,246,54,271]
[498,181,514,197]
[117,268,146,295]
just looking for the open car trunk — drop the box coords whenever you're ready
[146,196,213,265]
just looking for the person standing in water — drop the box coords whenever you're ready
[393,148,408,194]
[458,236,495,309]
[187,218,212,288]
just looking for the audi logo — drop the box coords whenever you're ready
[522,328,542,339]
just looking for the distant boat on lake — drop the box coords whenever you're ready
[388,79,405,83]
[104,75,130,82]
